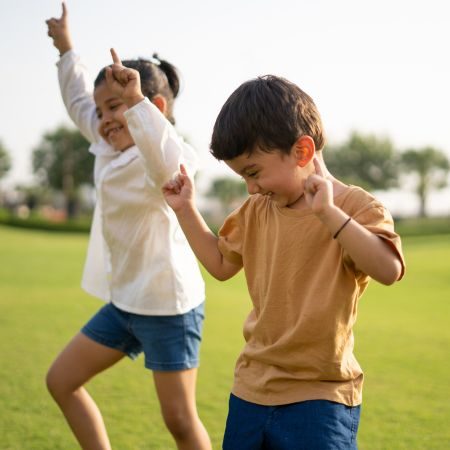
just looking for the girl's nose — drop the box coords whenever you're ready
[101,110,113,125]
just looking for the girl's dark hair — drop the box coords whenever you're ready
[94,54,181,125]
[210,75,325,160]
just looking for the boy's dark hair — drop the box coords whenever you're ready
[94,54,181,125]
[210,75,325,160]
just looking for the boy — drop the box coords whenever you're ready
[163,75,405,449]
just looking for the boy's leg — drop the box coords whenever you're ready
[222,394,269,450]
[153,369,212,450]
[265,400,361,450]
[46,332,125,450]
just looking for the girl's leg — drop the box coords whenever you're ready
[153,368,212,450]
[46,332,125,450]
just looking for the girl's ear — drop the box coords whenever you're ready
[293,136,315,167]
[151,94,167,115]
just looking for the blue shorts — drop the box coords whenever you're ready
[223,394,361,450]
[81,302,205,371]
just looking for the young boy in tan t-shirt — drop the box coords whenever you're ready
[163,75,405,449]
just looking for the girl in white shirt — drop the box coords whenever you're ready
[45,4,210,449]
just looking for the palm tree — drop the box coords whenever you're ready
[401,147,449,217]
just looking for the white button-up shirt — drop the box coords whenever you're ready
[57,51,205,315]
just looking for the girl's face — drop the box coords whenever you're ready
[94,81,134,152]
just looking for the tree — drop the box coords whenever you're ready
[32,126,93,218]
[0,139,12,181]
[400,147,449,217]
[324,132,399,191]
[207,176,247,213]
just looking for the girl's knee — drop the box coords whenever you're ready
[161,407,197,439]
[45,363,65,398]
[45,361,80,400]
[45,364,61,399]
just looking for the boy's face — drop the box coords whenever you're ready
[225,140,315,208]
[94,81,134,152]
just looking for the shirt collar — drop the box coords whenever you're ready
[89,141,139,168]
[110,146,140,168]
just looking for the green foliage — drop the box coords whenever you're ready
[0,211,91,233]
[0,138,12,180]
[395,216,450,237]
[324,131,399,191]
[32,126,93,190]
[32,126,94,217]
[0,207,449,237]
[0,226,449,449]
[206,176,247,212]
[400,147,449,217]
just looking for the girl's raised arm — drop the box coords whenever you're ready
[46,2,100,144]
[46,2,72,56]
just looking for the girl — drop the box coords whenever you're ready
[45,4,211,450]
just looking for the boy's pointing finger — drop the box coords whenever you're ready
[313,157,324,177]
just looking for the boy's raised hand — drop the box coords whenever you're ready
[304,158,334,216]
[162,164,195,213]
[46,2,72,55]
[105,48,145,108]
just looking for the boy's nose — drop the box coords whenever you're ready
[246,180,259,195]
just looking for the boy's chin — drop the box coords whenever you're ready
[266,194,286,206]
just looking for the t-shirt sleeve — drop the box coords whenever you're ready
[218,207,245,267]
[349,200,405,280]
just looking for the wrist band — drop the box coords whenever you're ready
[333,217,352,239]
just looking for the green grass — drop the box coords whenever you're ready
[0,226,449,449]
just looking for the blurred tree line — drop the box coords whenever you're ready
[0,139,12,181]
[0,127,449,221]
[32,126,93,218]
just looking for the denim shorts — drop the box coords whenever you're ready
[223,394,361,450]
[81,302,205,371]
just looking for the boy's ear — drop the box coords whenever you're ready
[293,136,315,167]
[152,94,167,115]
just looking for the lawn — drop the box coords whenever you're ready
[0,226,449,449]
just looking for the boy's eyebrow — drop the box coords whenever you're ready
[239,164,258,175]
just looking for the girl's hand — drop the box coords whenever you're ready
[46,2,73,55]
[304,158,334,217]
[105,49,145,108]
[162,164,195,213]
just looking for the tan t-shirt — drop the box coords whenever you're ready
[218,186,405,406]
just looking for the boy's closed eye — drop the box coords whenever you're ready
[242,170,259,179]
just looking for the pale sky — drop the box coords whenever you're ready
[1,0,449,215]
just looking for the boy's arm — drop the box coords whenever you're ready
[305,159,403,285]
[163,166,242,281]
[46,2,100,144]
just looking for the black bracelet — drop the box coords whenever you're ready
[333,217,352,239]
